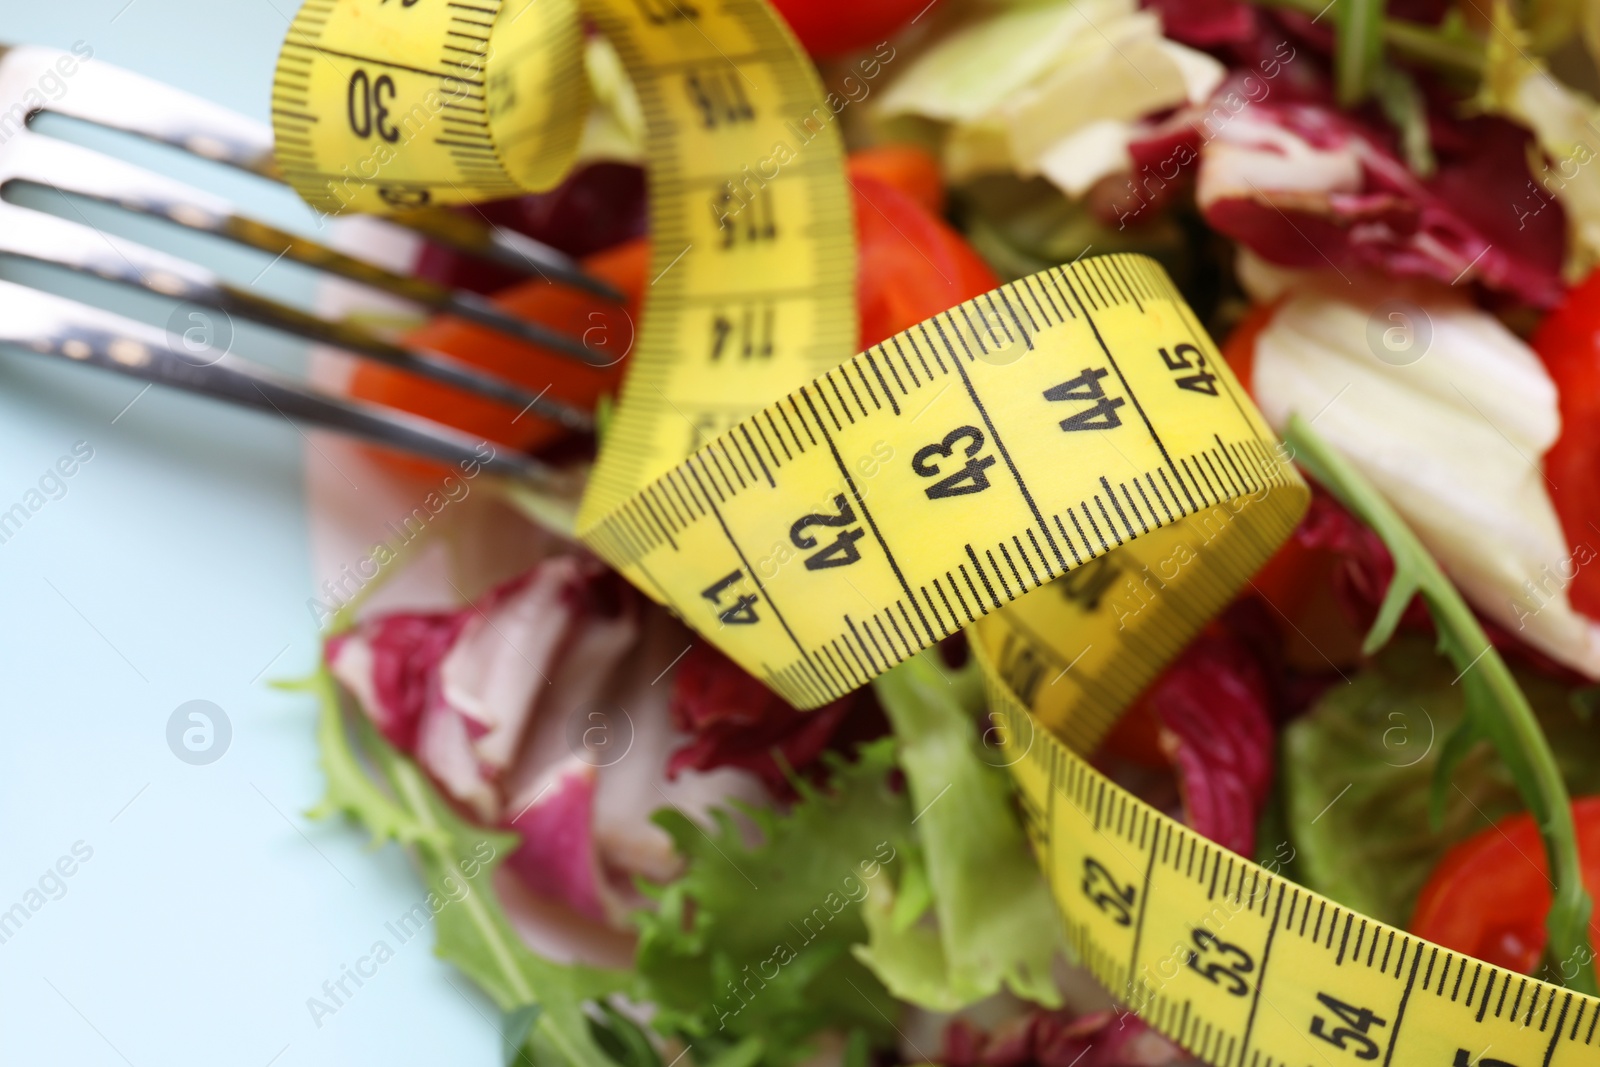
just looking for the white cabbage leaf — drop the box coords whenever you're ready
[1251,281,1600,678]
[876,0,1221,196]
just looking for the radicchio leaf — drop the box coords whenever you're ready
[1196,101,1567,307]
[666,643,877,793]
[1133,630,1275,858]
[505,755,610,923]
[326,556,614,820]
[943,1009,1190,1067]
[1142,0,1259,48]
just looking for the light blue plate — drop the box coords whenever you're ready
[0,3,501,1063]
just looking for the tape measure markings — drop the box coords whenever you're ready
[571,0,855,522]
[276,0,588,208]
[580,255,1304,712]
[1060,260,1203,517]
[993,681,1600,1066]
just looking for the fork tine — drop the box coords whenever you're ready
[0,279,555,483]
[381,208,623,301]
[4,130,617,358]
[0,200,596,432]
[11,45,613,295]
[10,43,279,175]
[7,135,623,359]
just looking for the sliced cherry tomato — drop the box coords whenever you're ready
[769,0,924,59]
[1410,797,1600,976]
[1216,300,1314,607]
[1219,298,1281,398]
[346,237,648,474]
[1531,270,1600,617]
[1218,301,1368,666]
[848,144,944,216]
[1248,533,1333,618]
[852,172,998,350]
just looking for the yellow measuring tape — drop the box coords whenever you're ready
[272,0,855,525]
[273,2,1600,1064]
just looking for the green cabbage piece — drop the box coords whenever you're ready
[855,655,1064,1011]
[875,0,1107,124]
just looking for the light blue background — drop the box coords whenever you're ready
[0,2,500,1063]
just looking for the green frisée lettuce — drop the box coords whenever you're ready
[1282,639,1600,928]
[291,669,629,1067]
[636,650,1066,1052]
[858,655,1064,1011]
[632,739,911,1065]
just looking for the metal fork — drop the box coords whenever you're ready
[0,43,617,482]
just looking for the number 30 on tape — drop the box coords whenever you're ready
[272,1,1600,1064]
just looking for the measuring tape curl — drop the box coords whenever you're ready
[273,0,856,525]
[273,3,1600,1064]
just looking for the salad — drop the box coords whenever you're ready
[306,0,1600,1064]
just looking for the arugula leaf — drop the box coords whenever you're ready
[1285,415,1597,994]
[859,655,1063,1011]
[1283,638,1600,927]
[633,739,909,1065]
[505,1005,544,1066]
[1371,64,1436,177]
[1334,0,1386,105]
[304,666,628,1067]
[1252,0,1486,76]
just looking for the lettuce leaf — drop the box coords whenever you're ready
[876,0,1109,124]
[632,740,909,1066]
[1282,638,1600,928]
[874,0,1218,191]
[857,655,1063,1011]
[295,669,627,1067]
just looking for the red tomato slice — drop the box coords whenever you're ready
[1410,797,1600,976]
[769,0,926,59]
[848,144,945,216]
[852,172,998,350]
[1217,299,1338,619]
[346,237,647,475]
[1531,271,1600,617]
[1098,698,1169,769]
[1219,299,1281,398]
